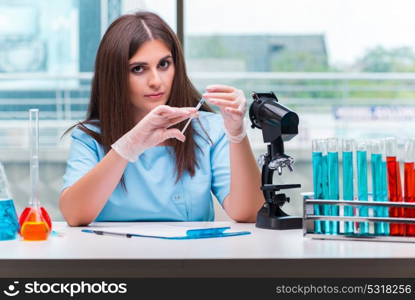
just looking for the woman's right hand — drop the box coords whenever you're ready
[111,105,198,162]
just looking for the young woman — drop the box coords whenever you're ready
[59,11,264,226]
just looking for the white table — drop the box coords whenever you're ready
[1,222,415,278]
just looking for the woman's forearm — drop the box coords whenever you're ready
[223,136,265,222]
[59,149,129,226]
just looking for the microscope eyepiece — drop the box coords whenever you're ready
[249,91,299,174]
[249,92,299,144]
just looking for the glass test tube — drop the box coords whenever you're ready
[404,139,415,236]
[319,139,330,234]
[342,139,354,235]
[385,137,405,236]
[312,139,324,234]
[356,141,369,235]
[371,140,386,235]
[380,139,390,235]
[377,140,390,234]
[327,138,339,235]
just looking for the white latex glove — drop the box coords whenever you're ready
[111,105,198,162]
[203,85,247,143]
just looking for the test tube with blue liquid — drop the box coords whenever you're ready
[314,139,330,233]
[380,139,389,235]
[312,139,324,234]
[327,138,339,235]
[0,163,19,241]
[371,140,387,235]
[342,139,354,235]
[356,141,369,235]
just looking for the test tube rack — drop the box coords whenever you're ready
[303,192,415,243]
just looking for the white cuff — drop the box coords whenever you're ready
[223,121,247,144]
[111,133,145,162]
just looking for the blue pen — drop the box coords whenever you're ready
[82,229,132,238]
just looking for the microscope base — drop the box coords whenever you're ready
[256,209,303,230]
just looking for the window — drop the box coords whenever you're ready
[184,0,415,215]
[0,0,175,221]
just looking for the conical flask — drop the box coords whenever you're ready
[0,162,19,240]
[19,109,52,241]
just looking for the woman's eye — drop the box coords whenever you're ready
[159,60,170,69]
[132,66,143,73]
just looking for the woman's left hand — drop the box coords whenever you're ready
[203,84,247,137]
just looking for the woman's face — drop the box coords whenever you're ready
[128,39,175,121]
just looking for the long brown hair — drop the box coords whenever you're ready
[67,11,214,186]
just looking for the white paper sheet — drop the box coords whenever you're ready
[86,222,233,237]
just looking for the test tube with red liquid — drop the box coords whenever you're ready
[385,138,405,236]
[404,139,415,236]
[19,109,52,241]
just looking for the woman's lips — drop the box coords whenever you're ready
[144,92,164,99]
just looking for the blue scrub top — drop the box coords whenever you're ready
[62,111,230,222]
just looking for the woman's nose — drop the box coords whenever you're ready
[148,69,162,88]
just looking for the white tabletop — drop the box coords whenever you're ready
[2,222,415,277]
[1,221,415,259]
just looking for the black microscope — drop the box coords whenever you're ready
[249,92,302,230]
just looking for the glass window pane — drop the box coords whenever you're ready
[122,0,176,32]
[185,0,415,215]
[0,0,175,221]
